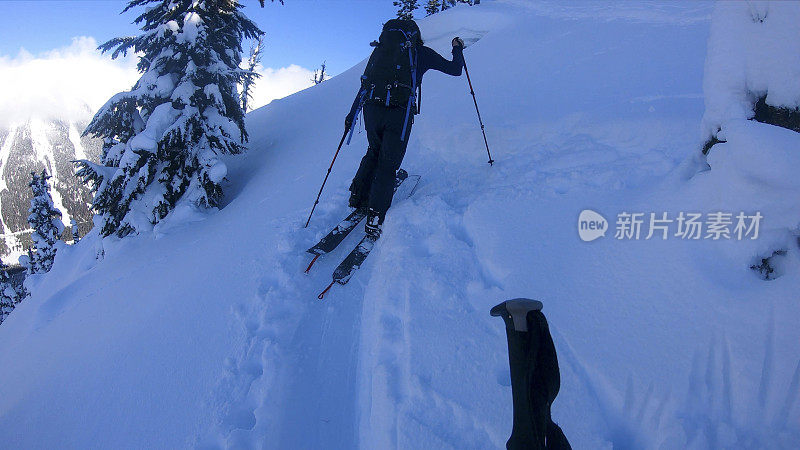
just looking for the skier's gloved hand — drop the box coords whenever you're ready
[452,37,465,48]
[345,113,354,132]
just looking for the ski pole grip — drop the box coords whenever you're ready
[490,299,572,450]
[490,298,543,332]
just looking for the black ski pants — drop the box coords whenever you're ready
[349,102,413,219]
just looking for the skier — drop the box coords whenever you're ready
[345,19,465,237]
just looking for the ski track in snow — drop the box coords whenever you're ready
[198,2,799,449]
[203,206,372,449]
[205,121,721,449]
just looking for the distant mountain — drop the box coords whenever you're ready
[0,110,101,263]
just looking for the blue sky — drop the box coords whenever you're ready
[0,0,403,119]
[0,0,398,76]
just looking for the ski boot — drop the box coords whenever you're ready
[348,188,368,210]
[365,208,383,238]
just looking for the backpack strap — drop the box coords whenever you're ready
[368,25,420,141]
[400,41,417,141]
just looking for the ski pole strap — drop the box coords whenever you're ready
[347,89,368,145]
[417,84,422,114]
[346,117,356,145]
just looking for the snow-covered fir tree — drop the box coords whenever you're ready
[0,258,27,325]
[71,218,81,244]
[241,35,263,113]
[77,0,264,238]
[424,0,476,16]
[0,261,15,325]
[25,170,64,274]
[394,0,419,20]
[312,61,327,85]
[425,0,442,16]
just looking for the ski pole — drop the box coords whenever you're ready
[463,56,495,166]
[304,129,349,228]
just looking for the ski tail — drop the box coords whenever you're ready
[318,234,378,299]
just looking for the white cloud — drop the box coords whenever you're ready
[0,36,316,126]
[0,36,139,127]
[247,64,317,111]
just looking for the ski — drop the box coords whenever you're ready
[317,235,376,299]
[305,169,410,273]
[331,233,378,285]
[317,173,420,299]
[306,208,368,255]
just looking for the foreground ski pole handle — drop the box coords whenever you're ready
[490,299,572,450]
[463,55,495,166]
[305,129,349,228]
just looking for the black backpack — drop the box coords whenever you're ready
[361,19,420,111]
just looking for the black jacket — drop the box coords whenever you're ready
[347,44,465,120]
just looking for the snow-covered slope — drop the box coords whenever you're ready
[1,1,798,449]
